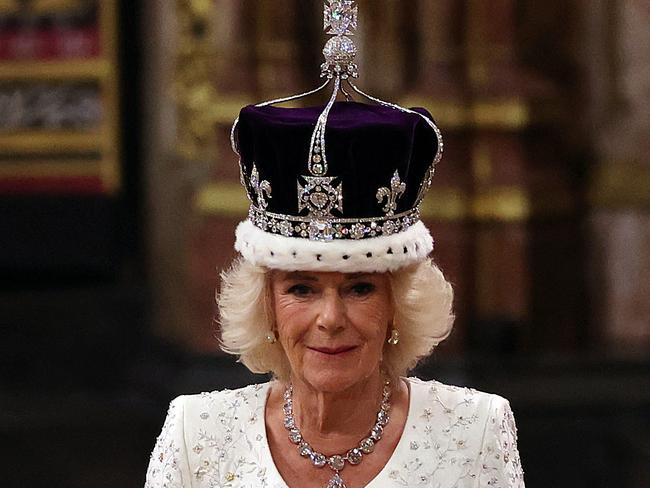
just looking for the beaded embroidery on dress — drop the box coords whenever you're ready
[144,378,524,487]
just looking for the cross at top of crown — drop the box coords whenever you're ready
[320,0,359,78]
[324,0,358,36]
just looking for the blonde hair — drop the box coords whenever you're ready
[218,258,454,381]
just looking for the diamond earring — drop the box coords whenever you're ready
[265,331,277,344]
[387,328,400,345]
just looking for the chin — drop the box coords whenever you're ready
[300,363,377,394]
[303,373,357,393]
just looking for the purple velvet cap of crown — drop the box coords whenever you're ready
[235,101,439,222]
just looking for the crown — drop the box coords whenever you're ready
[230,1,443,272]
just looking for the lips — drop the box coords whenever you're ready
[308,345,357,355]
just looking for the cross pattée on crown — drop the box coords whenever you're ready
[324,0,358,36]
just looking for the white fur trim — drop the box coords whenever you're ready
[234,220,433,272]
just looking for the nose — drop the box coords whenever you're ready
[316,289,345,333]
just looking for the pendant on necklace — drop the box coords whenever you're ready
[327,472,346,488]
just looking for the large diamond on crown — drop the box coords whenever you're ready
[297,176,343,219]
[324,0,358,36]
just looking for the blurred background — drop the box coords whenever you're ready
[0,0,649,486]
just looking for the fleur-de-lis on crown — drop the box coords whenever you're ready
[376,170,406,216]
[250,164,272,210]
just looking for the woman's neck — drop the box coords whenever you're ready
[289,371,385,445]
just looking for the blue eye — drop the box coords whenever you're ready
[287,284,313,296]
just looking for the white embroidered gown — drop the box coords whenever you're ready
[145,377,525,487]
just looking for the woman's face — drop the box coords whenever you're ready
[271,270,393,393]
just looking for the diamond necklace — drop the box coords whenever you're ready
[282,379,392,488]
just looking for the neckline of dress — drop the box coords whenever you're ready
[255,377,418,488]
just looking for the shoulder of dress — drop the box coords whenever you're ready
[172,382,272,415]
[405,376,510,413]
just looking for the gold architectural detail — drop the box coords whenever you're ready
[29,0,85,13]
[0,59,110,80]
[471,187,531,222]
[99,0,121,193]
[0,0,18,14]
[420,188,467,221]
[471,141,492,186]
[175,0,226,161]
[589,162,650,208]
[0,131,103,153]
[254,0,297,95]
[400,96,531,130]
[471,100,530,128]
[173,0,251,162]
[0,160,103,178]
[0,1,121,194]
[194,182,249,217]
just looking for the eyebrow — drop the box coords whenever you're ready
[283,272,318,281]
[282,272,373,281]
[346,273,372,280]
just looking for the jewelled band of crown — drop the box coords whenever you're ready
[248,204,421,242]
